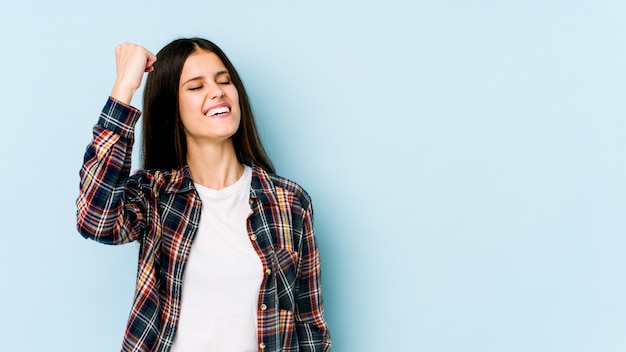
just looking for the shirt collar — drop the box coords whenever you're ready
[163,165,195,194]
[163,156,279,207]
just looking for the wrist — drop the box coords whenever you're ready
[110,81,137,105]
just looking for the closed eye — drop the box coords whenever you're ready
[188,86,202,91]
[217,72,232,85]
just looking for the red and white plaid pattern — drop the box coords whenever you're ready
[77,98,331,352]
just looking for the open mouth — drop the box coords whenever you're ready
[205,106,231,117]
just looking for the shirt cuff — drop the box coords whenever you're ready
[97,96,142,140]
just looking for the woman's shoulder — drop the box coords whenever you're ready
[252,165,312,210]
[127,166,194,195]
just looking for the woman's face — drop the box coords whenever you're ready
[178,50,241,145]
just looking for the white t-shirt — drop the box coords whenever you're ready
[170,165,263,352]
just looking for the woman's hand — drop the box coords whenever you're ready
[110,42,157,105]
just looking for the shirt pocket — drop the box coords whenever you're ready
[274,247,299,312]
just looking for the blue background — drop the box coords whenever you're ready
[1,1,625,351]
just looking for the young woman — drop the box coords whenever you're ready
[77,38,331,352]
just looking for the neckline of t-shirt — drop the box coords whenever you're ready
[194,165,251,199]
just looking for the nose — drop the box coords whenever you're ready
[209,82,224,99]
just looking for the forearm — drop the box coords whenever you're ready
[76,97,143,244]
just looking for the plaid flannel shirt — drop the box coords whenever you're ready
[76,98,331,352]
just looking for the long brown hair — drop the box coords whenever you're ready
[141,37,274,173]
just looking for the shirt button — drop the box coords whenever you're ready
[265,268,272,275]
[249,198,255,205]
[259,342,266,349]
[260,304,267,311]
[250,234,257,241]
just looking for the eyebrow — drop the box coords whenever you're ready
[181,70,230,86]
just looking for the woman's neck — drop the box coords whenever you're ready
[186,140,244,190]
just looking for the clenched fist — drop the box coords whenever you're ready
[110,43,157,105]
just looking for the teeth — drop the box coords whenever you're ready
[207,106,230,116]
